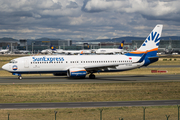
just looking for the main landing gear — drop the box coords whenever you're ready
[89,73,95,79]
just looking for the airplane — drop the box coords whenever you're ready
[14,50,31,54]
[58,50,82,55]
[41,49,53,54]
[80,49,92,54]
[95,41,125,54]
[53,48,91,55]
[0,45,9,54]
[41,46,62,54]
[41,45,90,55]
[2,24,163,80]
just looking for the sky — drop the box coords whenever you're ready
[0,0,180,40]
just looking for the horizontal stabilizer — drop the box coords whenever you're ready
[136,52,147,63]
[148,56,159,60]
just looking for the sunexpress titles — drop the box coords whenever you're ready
[32,57,64,62]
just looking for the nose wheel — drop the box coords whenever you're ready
[18,76,23,80]
[89,73,95,79]
[12,73,23,80]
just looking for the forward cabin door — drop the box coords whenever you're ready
[24,58,29,68]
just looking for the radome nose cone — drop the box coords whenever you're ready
[2,64,5,70]
[2,64,8,71]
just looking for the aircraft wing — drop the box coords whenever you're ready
[84,53,146,72]
[84,63,131,72]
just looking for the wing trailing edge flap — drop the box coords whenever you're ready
[84,63,132,71]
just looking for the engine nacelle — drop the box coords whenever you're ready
[67,68,87,78]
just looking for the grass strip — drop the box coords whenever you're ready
[0,82,180,103]
[0,106,179,120]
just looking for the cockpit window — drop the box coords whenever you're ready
[9,60,17,64]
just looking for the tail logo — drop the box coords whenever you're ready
[142,32,160,47]
[51,46,54,50]
[121,43,124,47]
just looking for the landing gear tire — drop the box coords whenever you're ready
[89,74,95,79]
[18,76,22,80]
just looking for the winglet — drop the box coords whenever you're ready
[79,51,83,55]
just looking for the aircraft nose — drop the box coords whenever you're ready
[2,64,9,71]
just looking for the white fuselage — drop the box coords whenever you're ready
[0,49,9,54]
[56,50,92,54]
[41,49,53,54]
[2,54,144,74]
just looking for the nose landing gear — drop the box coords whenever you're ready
[18,76,23,80]
[12,73,22,80]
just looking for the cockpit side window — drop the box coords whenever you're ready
[9,60,18,64]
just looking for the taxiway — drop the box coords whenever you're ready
[0,74,180,84]
[0,100,180,109]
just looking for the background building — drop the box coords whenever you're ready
[0,37,180,54]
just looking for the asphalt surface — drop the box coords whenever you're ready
[0,100,179,109]
[0,74,180,84]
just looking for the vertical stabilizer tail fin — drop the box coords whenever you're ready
[126,24,163,57]
[50,45,56,50]
[6,45,9,50]
[118,40,124,49]
[137,24,163,52]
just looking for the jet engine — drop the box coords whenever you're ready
[67,68,87,78]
